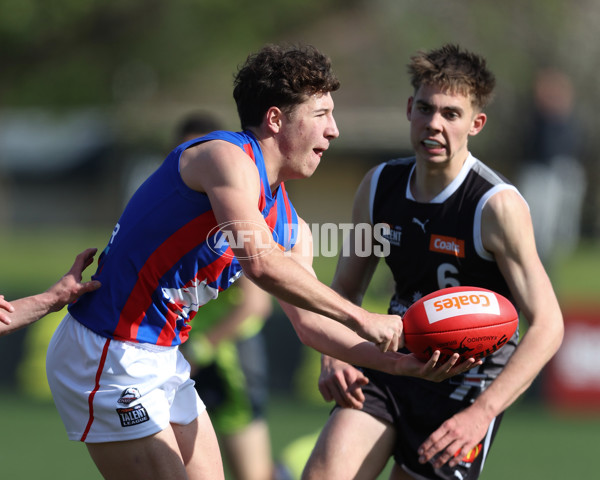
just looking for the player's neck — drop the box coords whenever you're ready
[253,132,285,194]
[412,155,467,202]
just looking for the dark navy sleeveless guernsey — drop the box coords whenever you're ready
[371,153,520,370]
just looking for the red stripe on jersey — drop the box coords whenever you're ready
[263,202,287,251]
[243,142,267,213]
[264,199,278,231]
[280,182,293,248]
[80,338,111,442]
[258,182,266,213]
[243,142,255,162]
[113,210,218,342]
[155,245,235,346]
[158,307,183,346]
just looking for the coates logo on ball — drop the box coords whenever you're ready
[403,286,518,363]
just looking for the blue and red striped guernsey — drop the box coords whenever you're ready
[69,130,299,346]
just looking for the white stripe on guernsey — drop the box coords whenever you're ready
[479,415,497,475]
[473,184,525,261]
[405,164,415,200]
[369,162,386,225]
[161,278,219,319]
[406,153,477,203]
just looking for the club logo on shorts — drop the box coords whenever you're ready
[454,443,483,465]
[118,387,141,405]
[116,404,150,427]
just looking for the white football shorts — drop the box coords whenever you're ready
[46,313,205,443]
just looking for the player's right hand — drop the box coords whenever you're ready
[48,248,101,311]
[355,312,404,352]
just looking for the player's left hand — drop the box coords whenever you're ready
[391,351,482,381]
[417,403,492,469]
[318,355,369,409]
[0,295,15,325]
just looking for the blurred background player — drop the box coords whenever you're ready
[176,112,285,480]
[516,68,586,272]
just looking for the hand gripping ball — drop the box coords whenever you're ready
[403,286,518,363]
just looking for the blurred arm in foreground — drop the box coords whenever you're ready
[0,248,100,337]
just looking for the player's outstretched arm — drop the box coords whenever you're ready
[180,141,402,351]
[283,230,481,406]
[285,168,479,407]
[0,248,101,337]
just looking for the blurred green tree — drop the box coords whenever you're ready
[0,0,357,107]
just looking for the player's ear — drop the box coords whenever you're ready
[406,96,414,121]
[469,112,487,136]
[265,106,283,133]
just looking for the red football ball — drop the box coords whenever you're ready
[403,286,518,363]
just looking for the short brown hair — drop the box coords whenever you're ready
[233,44,340,129]
[407,44,496,110]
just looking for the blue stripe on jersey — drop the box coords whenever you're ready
[69,130,297,346]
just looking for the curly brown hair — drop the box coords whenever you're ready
[233,44,340,129]
[407,44,496,110]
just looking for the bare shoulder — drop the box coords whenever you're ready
[180,139,252,171]
[180,140,259,193]
[482,187,533,255]
[483,188,529,224]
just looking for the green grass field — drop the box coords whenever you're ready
[1,228,599,479]
[0,391,598,479]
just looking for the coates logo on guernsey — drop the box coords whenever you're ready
[430,234,465,258]
[207,220,280,260]
[423,290,500,324]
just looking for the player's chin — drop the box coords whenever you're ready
[422,153,449,166]
[417,146,447,162]
[301,155,322,178]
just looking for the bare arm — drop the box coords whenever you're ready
[476,190,563,410]
[419,189,564,468]
[0,248,101,337]
[281,169,477,407]
[0,296,15,324]
[277,218,399,368]
[179,141,402,351]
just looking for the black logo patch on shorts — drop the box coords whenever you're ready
[116,404,150,427]
[117,387,141,405]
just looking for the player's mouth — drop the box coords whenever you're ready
[313,147,326,157]
[423,139,444,148]
[422,139,445,150]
